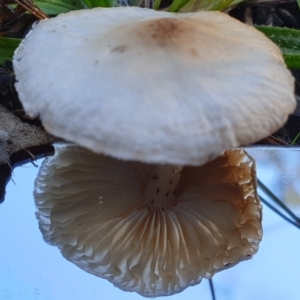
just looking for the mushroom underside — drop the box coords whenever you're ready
[35,145,262,297]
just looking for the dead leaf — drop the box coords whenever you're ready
[0,104,56,164]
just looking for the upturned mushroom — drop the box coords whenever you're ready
[13,7,295,166]
[12,6,293,296]
[35,144,262,297]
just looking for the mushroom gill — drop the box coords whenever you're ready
[34,144,262,297]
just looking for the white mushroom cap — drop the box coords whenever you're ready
[35,144,262,297]
[13,7,295,165]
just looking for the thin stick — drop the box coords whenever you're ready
[258,179,300,224]
[259,196,300,230]
[209,279,216,300]
[14,0,48,20]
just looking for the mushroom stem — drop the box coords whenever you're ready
[144,164,183,211]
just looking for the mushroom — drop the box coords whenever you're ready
[13,7,295,166]
[35,144,262,297]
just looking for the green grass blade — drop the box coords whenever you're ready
[0,37,22,65]
[153,0,161,10]
[168,0,190,12]
[33,0,84,15]
[255,26,300,69]
[177,0,244,12]
[81,0,119,8]
[291,132,300,145]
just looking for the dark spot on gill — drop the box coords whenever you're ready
[156,189,160,194]
[166,192,169,197]
[147,200,154,210]
[169,180,173,184]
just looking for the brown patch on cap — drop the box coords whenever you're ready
[148,19,185,44]
[136,18,190,48]
[130,17,210,62]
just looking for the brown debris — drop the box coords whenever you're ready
[0,104,56,165]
